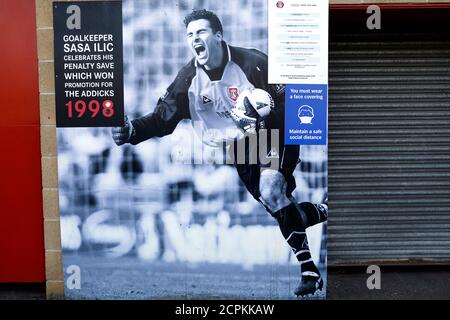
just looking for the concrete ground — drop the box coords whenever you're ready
[0,283,45,300]
[327,266,450,300]
[1,266,450,300]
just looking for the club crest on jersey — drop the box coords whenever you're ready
[202,95,212,104]
[228,87,239,101]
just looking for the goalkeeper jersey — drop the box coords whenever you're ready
[129,41,284,146]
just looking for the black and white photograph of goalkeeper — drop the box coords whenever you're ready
[57,0,328,299]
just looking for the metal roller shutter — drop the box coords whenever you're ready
[328,34,450,265]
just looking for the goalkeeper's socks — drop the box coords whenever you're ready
[294,202,328,229]
[272,203,319,275]
[298,248,321,277]
[272,203,321,276]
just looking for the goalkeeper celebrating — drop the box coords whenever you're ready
[112,9,327,297]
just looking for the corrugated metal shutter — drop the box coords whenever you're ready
[328,35,450,265]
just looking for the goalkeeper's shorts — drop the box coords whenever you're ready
[233,141,300,201]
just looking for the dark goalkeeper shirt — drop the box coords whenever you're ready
[129,41,285,147]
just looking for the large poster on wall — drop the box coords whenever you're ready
[53,0,328,300]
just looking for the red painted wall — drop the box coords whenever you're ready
[0,0,45,282]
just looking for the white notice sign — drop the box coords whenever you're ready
[268,0,329,84]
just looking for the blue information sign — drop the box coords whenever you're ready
[285,84,328,145]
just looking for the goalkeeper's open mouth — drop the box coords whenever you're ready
[194,44,207,59]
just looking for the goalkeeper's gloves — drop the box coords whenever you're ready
[229,96,264,135]
[111,115,135,146]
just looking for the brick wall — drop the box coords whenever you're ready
[36,0,69,300]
